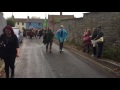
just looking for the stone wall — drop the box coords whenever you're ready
[0,12,7,35]
[53,12,120,48]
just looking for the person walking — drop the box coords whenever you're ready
[0,25,19,78]
[56,25,67,53]
[45,27,54,53]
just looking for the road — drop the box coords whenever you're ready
[13,37,116,78]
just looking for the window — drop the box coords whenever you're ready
[22,27,24,30]
[17,22,19,25]
[29,22,31,25]
[38,22,41,26]
[22,22,24,25]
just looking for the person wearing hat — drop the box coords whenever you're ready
[0,25,19,78]
[56,25,67,53]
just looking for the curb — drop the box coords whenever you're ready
[68,48,120,77]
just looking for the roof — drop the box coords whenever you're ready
[60,17,83,21]
[26,19,45,23]
[14,18,27,22]
[48,15,74,22]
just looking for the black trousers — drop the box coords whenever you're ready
[46,42,52,51]
[83,44,90,53]
[3,55,16,78]
[93,47,97,56]
[59,42,64,51]
[97,43,103,58]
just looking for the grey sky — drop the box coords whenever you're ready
[3,12,88,19]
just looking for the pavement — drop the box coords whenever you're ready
[54,40,120,78]
[0,59,4,77]
[0,39,120,78]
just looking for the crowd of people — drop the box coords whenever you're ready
[0,24,104,78]
[25,28,44,39]
[82,26,104,59]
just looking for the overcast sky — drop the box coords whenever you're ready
[3,12,88,19]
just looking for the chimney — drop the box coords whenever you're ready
[60,12,62,16]
[12,14,14,21]
[27,16,29,19]
[12,15,14,19]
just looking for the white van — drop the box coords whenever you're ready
[12,27,23,43]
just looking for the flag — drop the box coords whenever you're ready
[43,17,47,28]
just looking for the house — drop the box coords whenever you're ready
[12,15,27,32]
[14,18,27,31]
[26,16,44,29]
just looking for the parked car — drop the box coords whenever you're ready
[12,27,23,43]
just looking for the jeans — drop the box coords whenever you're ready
[97,43,103,58]
[59,42,64,51]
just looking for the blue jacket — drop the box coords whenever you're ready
[56,29,67,42]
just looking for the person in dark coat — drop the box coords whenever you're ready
[0,25,19,78]
[91,28,98,57]
[43,28,47,44]
[45,27,54,53]
[38,29,43,39]
[95,26,104,59]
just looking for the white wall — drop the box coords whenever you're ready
[0,12,7,35]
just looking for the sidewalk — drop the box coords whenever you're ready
[54,40,120,78]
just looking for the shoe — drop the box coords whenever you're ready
[11,74,14,78]
[59,50,62,53]
[97,57,102,59]
[91,54,95,57]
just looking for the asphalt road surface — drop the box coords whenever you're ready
[13,37,116,78]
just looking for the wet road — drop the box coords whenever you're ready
[14,37,116,78]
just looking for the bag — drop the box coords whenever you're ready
[96,37,104,43]
[83,36,90,41]
[91,40,96,47]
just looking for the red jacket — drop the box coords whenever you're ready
[83,32,91,44]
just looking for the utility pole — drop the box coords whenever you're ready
[60,12,62,16]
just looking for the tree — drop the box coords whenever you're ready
[22,27,25,30]
[6,17,15,27]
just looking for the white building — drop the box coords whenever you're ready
[14,18,27,32]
